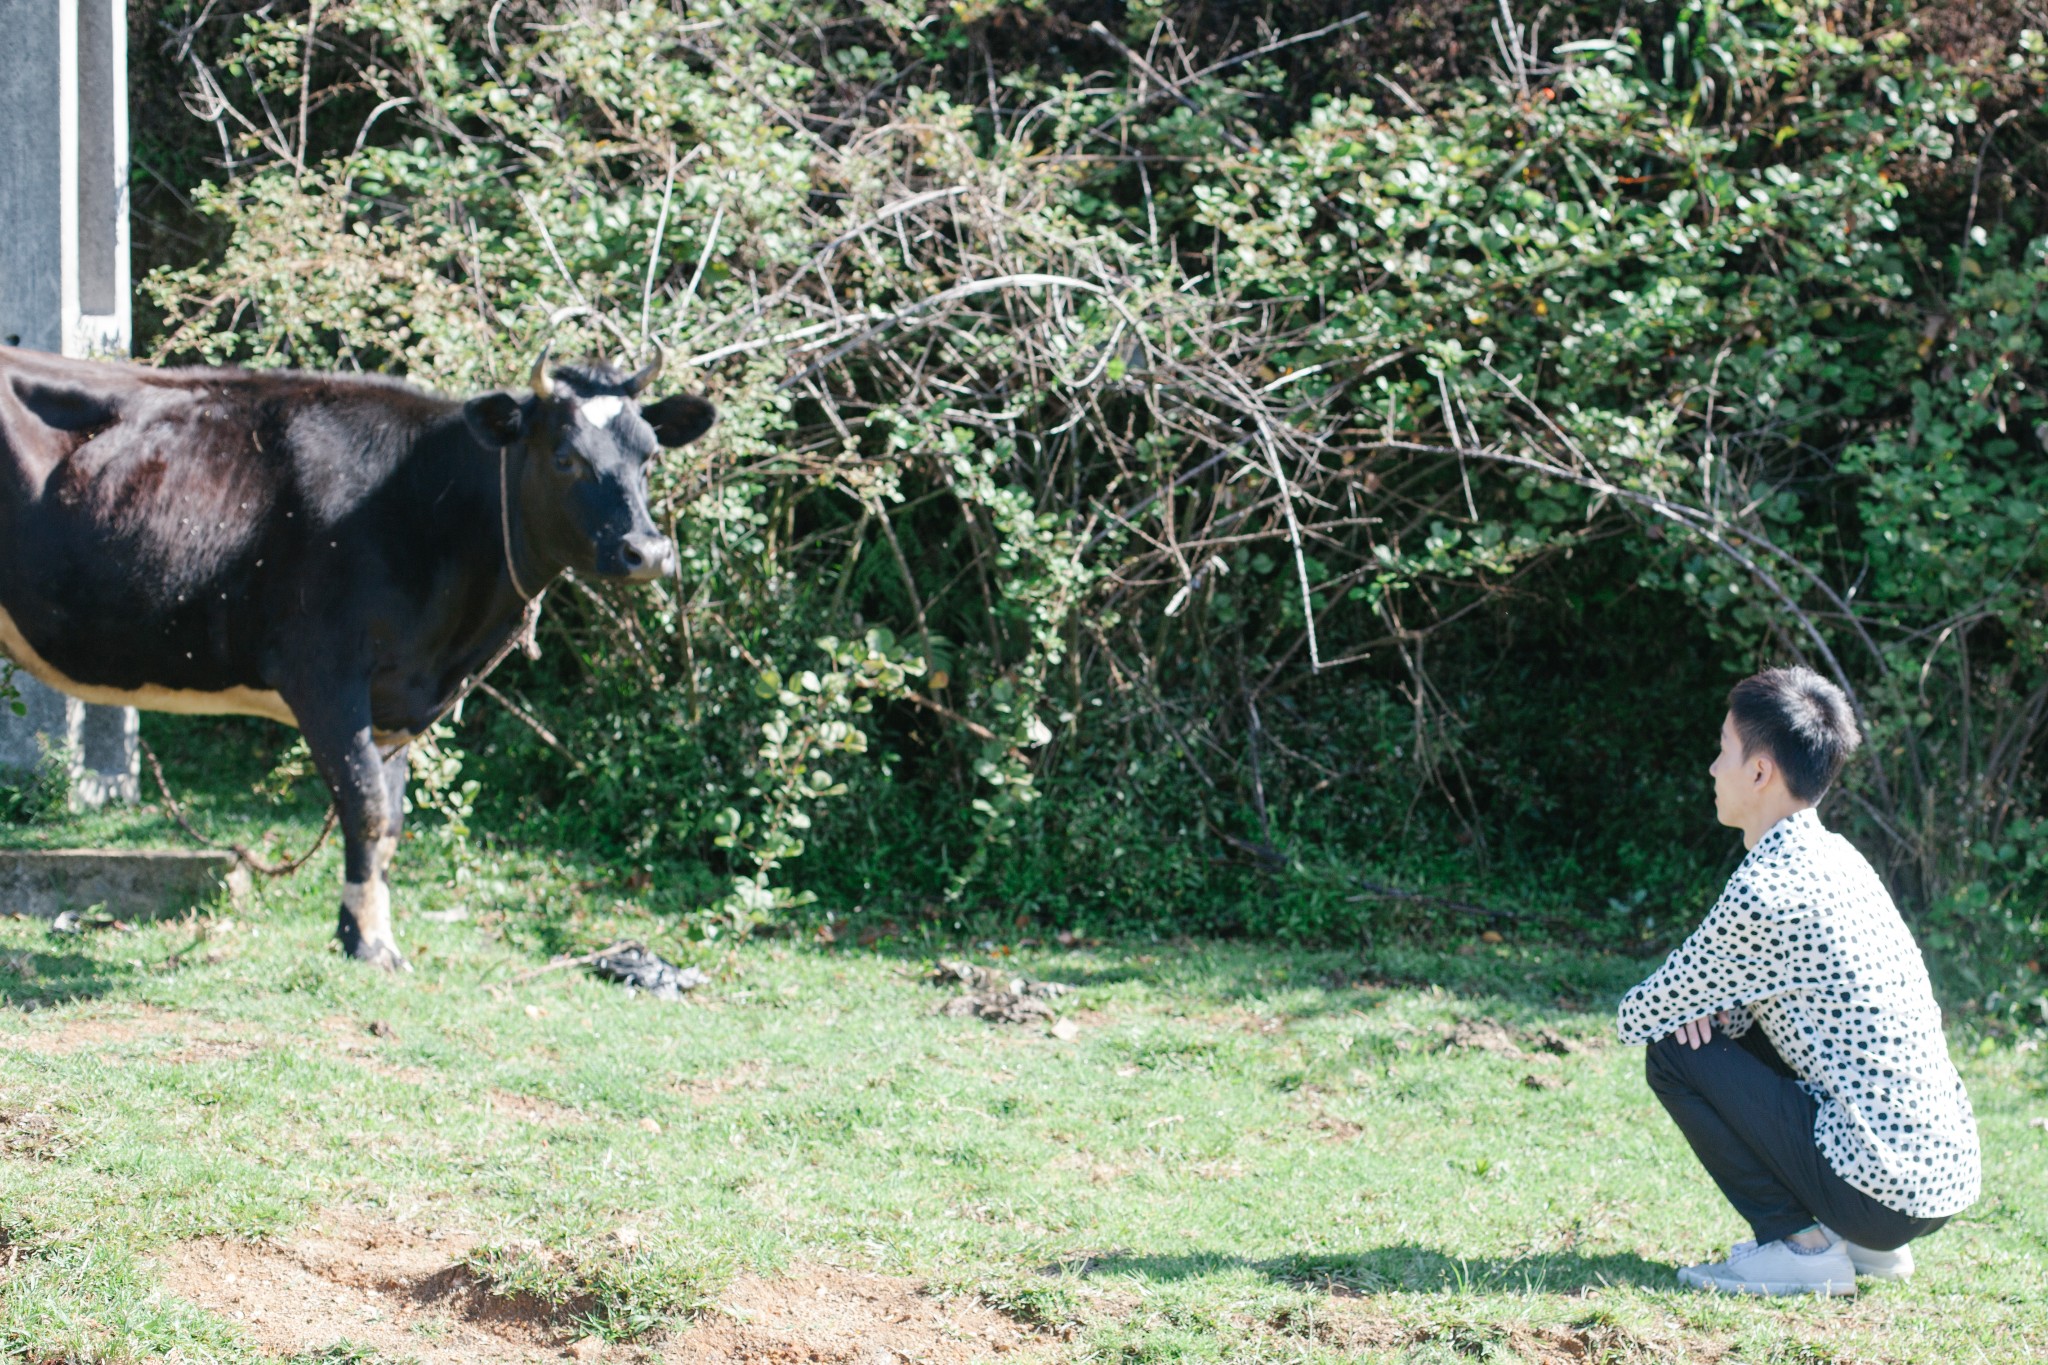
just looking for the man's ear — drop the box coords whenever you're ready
[463,392,528,446]
[642,393,717,449]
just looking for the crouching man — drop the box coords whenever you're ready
[1617,666,1979,1296]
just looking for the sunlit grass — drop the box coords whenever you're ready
[0,860,2040,1359]
[0,722,2041,1360]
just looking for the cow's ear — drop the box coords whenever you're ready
[463,393,528,446]
[642,393,717,449]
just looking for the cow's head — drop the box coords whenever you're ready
[462,348,716,583]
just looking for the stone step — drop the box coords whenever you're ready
[0,848,250,922]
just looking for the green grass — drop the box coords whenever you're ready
[0,724,2043,1361]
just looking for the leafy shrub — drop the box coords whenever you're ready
[126,1,2048,987]
[0,750,70,827]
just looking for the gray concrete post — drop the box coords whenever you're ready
[0,0,139,808]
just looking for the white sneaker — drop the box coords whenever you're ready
[1817,1226,1914,1281]
[1678,1237,1858,1297]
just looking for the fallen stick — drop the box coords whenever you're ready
[511,939,638,984]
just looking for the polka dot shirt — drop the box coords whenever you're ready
[1617,808,1981,1218]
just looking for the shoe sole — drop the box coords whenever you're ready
[1678,1265,1858,1297]
[1849,1264,1912,1283]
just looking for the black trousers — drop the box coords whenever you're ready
[1644,1027,1948,1250]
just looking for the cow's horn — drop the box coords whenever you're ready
[529,343,556,399]
[625,346,665,395]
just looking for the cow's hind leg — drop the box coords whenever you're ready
[298,698,409,971]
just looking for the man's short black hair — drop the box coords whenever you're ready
[1728,666,1861,802]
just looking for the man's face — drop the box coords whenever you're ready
[1709,711,1758,828]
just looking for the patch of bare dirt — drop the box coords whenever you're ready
[318,1013,436,1084]
[670,1058,768,1103]
[485,1087,589,1126]
[1497,1319,1683,1364]
[0,1109,69,1161]
[157,1208,563,1363]
[7,1003,190,1055]
[162,1037,262,1065]
[162,1217,1057,1365]
[1282,1307,1687,1363]
[1204,1006,1288,1036]
[320,1012,396,1055]
[1049,1150,1132,1185]
[3,1003,263,1070]
[1311,1113,1366,1141]
[664,1264,1052,1363]
[1439,1019,1596,1061]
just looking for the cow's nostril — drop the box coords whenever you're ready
[618,534,673,579]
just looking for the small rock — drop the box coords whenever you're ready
[367,1020,396,1039]
[613,1225,639,1248]
[1521,1073,1565,1091]
[567,1336,604,1362]
[1050,1018,1081,1041]
[639,1116,662,1134]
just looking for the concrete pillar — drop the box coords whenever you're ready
[0,0,139,809]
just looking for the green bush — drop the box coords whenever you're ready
[127,1,2048,987]
[0,751,69,827]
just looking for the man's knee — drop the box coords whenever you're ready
[1643,1033,1695,1094]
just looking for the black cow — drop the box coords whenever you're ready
[0,345,714,969]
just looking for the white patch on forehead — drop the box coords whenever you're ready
[577,395,626,427]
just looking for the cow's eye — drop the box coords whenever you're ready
[554,449,586,477]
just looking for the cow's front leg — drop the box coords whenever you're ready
[380,741,408,939]
[298,701,409,971]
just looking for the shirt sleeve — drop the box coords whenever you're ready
[1615,859,1813,1044]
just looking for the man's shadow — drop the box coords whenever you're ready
[1051,1244,1673,1295]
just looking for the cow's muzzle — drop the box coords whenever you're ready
[613,531,677,582]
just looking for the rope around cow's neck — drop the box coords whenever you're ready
[499,442,536,603]
[392,444,553,754]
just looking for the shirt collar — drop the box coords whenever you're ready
[1758,806,1822,848]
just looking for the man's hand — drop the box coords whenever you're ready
[1671,1011,1731,1049]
